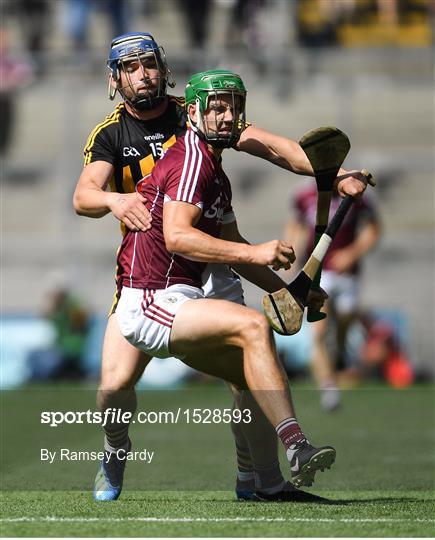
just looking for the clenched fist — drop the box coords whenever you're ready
[336,169,374,199]
[253,240,296,271]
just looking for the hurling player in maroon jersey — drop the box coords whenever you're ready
[114,69,340,499]
[286,184,380,411]
[73,34,371,503]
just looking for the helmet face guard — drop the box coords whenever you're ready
[107,32,175,111]
[185,70,247,148]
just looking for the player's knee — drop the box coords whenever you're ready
[99,364,137,392]
[240,310,271,344]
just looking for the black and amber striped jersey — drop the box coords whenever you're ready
[83,95,187,193]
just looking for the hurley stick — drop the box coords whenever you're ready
[263,171,374,335]
[299,126,351,322]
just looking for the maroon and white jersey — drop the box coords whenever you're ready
[293,183,378,275]
[117,129,235,290]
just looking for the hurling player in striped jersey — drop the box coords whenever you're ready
[73,33,370,503]
[113,69,336,500]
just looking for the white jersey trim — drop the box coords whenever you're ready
[164,194,203,210]
[177,131,204,204]
[129,232,138,288]
[187,133,203,203]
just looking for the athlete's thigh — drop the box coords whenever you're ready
[183,345,247,389]
[100,314,152,389]
[170,298,257,357]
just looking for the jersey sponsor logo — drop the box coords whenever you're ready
[123,146,141,157]
[143,133,165,141]
[204,195,224,222]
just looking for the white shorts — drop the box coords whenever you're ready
[202,263,245,305]
[115,284,204,359]
[321,270,359,314]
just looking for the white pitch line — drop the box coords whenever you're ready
[1,517,434,524]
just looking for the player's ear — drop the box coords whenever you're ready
[108,73,117,101]
[187,103,198,123]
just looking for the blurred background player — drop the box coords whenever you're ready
[0,28,34,160]
[73,32,369,501]
[176,0,212,70]
[345,311,414,388]
[285,182,381,411]
[63,0,128,57]
[29,271,90,381]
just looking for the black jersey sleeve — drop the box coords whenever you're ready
[83,123,117,166]
[83,106,124,166]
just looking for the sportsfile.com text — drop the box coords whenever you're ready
[40,408,252,427]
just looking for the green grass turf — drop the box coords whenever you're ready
[1,382,434,537]
[1,490,434,537]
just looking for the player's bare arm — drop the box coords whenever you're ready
[221,220,291,290]
[237,125,312,174]
[236,125,369,198]
[73,161,151,231]
[222,220,327,310]
[163,200,294,268]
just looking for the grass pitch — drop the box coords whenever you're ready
[1,382,434,537]
[2,490,433,537]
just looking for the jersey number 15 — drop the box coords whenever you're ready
[150,142,164,159]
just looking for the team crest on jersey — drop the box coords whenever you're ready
[123,146,140,157]
[162,296,178,305]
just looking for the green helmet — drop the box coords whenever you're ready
[185,69,247,148]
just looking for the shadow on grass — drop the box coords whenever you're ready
[123,495,430,506]
[313,496,430,506]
